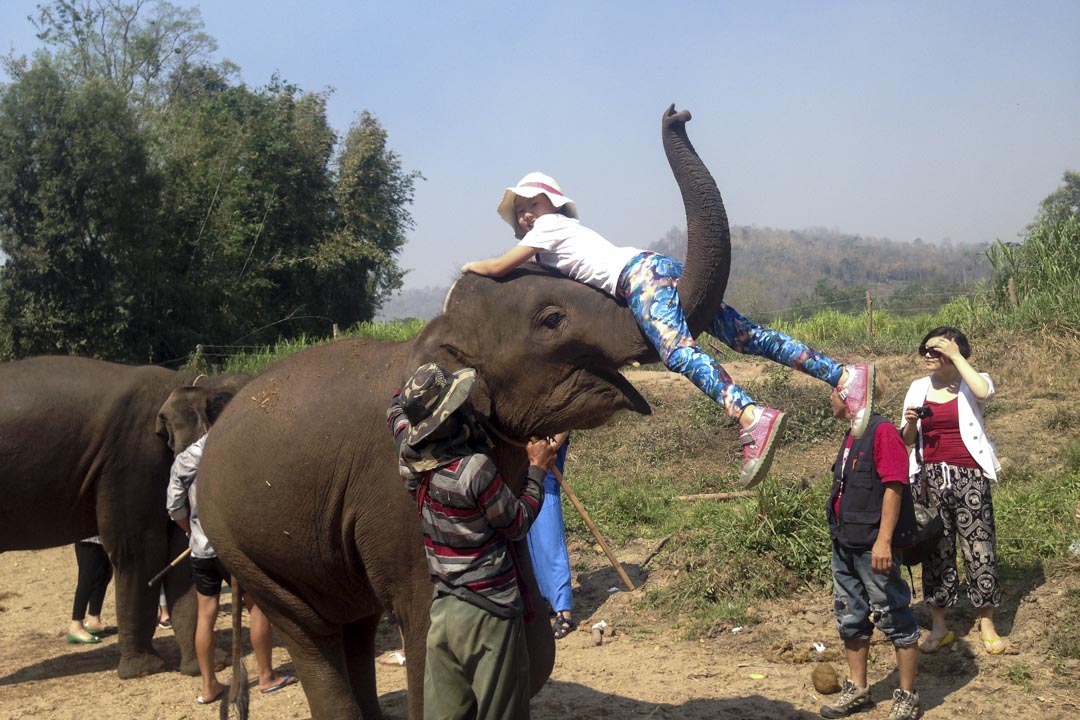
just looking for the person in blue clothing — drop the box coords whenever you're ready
[527,432,576,639]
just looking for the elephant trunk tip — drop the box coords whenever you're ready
[663,104,692,127]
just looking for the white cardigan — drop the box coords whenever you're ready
[901,373,1001,481]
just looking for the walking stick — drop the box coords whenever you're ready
[147,547,192,587]
[551,466,637,592]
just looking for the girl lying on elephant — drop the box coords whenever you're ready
[461,173,874,488]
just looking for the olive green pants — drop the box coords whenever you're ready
[424,594,530,720]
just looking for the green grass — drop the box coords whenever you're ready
[198,318,426,375]
[1006,661,1035,690]
[1051,583,1080,662]
[564,389,1080,638]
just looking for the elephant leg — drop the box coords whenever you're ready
[229,563,364,720]
[394,585,433,720]
[162,527,199,675]
[103,522,169,679]
[281,628,363,720]
[111,557,169,678]
[343,616,385,720]
[515,540,555,696]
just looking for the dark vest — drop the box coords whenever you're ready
[827,414,918,549]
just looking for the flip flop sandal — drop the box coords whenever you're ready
[552,614,576,640]
[196,690,225,705]
[919,630,955,653]
[260,674,298,694]
[982,635,1006,655]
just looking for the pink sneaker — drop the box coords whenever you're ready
[739,407,787,488]
[839,363,875,439]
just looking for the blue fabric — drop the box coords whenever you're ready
[616,252,844,420]
[831,541,920,646]
[527,441,573,614]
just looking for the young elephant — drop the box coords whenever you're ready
[197,105,734,720]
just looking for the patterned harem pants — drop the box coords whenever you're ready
[918,461,1002,609]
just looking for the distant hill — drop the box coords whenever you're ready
[375,226,992,322]
[375,283,448,322]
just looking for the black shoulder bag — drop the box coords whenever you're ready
[900,440,944,569]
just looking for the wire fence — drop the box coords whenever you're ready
[168,286,1006,373]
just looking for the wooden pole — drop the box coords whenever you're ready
[1007,277,1019,308]
[551,466,636,592]
[147,547,192,587]
[865,290,873,338]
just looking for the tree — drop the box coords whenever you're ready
[1,4,417,362]
[319,111,421,324]
[1033,170,1080,228]
[0,61,163,360]
[27,0,227,110]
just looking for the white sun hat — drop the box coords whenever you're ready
[496,172,579,231]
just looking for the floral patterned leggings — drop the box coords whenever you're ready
[616,252,845,420]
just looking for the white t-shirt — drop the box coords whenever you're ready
[517,214,642,297]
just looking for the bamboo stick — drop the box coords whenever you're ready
[551,466,636,592]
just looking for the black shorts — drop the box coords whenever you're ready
[191,556,231,597]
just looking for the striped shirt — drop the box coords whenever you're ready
[387,397,545,617]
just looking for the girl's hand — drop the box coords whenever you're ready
[903,406,920,423]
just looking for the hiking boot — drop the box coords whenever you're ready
[820,679,874,718]
[887,689,921,719]
[839,363,875,439]
[739,407,786,489]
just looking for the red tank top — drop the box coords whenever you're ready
[921,397,978,468]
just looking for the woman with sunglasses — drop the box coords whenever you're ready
[900,326,1004,655]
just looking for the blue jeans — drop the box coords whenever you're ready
[831,541,920,646]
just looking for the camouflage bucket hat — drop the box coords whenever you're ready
[401,363,477,445]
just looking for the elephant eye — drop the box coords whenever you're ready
[539,309,565,330]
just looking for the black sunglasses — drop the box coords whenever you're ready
[920,347,941,359]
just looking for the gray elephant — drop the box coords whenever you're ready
[0,357,248,678]
[197,105,732,720]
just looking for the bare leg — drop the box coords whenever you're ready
[244,596,291,691]
[896,644,918,692]
[843,638,870,688]
[196,592,226,702]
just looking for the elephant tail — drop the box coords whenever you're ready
[222,574,250,720]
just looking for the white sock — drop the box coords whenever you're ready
[744,408,760,431]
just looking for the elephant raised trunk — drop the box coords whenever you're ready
[597,104,732,365]
[660,104,731,337]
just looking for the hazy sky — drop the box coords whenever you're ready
[3,1,1078,293]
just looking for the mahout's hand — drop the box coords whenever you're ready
[526,436,558,469]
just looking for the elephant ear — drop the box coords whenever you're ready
[403,316,493,419]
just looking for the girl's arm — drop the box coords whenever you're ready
[461,245,536,277]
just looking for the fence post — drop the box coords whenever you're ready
[1007,277,1019,308]
[865,290,873,338]
[192,344,204,372]
[332,323,339,339]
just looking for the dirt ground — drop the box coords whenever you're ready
[2,363,1079,720]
